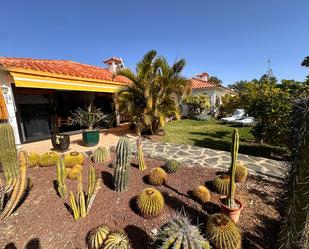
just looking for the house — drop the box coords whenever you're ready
[0,57,130,145]
[182,72,234,116]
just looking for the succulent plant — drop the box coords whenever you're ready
[163,159,180,174]
[0,123,19,185]
[39,152,60,167]
[137,138,147,171]
[27,152,40,167]
[64,151,85,167]
[154,213,210,249]
[88,225,110,249]
[56,158,67,199]
[92,146,111,163]
[136,187,164,218]
[192,186,211,204]
[114,137,132,192]
[67,164,83,180]
[229,163,248,183]
[148,167,167,186]
[0,151,29,221]
[206,213,241,249]
[213,174,236,195]
[104,231,130,249]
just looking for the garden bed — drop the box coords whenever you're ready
[0,155,282,249]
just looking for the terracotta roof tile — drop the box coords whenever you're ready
[0,57,130,84]
[191,77,218,89]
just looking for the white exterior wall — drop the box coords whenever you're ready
[0,70,21,147]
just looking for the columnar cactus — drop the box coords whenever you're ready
[206,213,242,249]
[0,123,19,185]
[0,151,29,221]
[88,225,110,249]
[114,137,132,192]
[92,147,111,163]
[136,187,164,218]
[137,138,147,171]
[227,129,239,207]
[64,151,85,167]
[213,174,236,195]
[154,213,210,249]
[56,158,67,199]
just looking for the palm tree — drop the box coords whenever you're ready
[116,50,190,135]
[301,56,309,67]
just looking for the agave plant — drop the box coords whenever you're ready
[116,50,191,135]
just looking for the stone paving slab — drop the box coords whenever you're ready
[126,140,287,182]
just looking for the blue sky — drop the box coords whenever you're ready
[0,0,308,85]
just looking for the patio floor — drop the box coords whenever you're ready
[20,124,136,154]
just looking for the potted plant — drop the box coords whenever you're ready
[71,104,111,147]
[51,117,70,151]
[219,129,243,223]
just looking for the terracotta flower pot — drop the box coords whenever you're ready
[219,196,243,223]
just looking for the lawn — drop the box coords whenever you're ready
[162,119,287,160]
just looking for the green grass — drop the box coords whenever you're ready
[162,119,287,160]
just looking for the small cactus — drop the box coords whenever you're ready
[39,152,60,167]
[136,187,164,218]
[230,163,248,183]
[154,213,210,249]
[27,152,40,167]
[64,151,85,167]
[67,164,83,180]
[213,174,236,195]
[206,213,242,249]
[92,147,111,163]
[104,231,130,249]
[56,158,67,199]
[137,138,147,171]
[148,167,167,186]
[163,159,180,174]
[88,225,110,249]
[114,137,132,192]
[192,186,211,204]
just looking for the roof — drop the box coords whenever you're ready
[191,77,219,89]
[0,57,130,84]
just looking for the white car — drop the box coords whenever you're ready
[221,109,245,123]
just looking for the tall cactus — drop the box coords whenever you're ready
[56,158,67,199]
[227,129,239,208]
[278,98,309,249]
[0,123,19,186]
[0,151,29,221]
[137,137,147,171]
[114,137,132,192]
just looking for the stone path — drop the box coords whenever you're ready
[130,140,286,182]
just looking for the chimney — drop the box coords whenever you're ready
[103,57,125,73]
[196,72,209,81]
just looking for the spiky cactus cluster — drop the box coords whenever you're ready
[104,231,130,249]
[137,138,147,171]
[27,152,40,167]
[88,225,110,249]
[154,213,210,249]
[192,186,211,204]
[0,123,19,185]
[92,147,111,163]
[0,151,29,221]
[114,137,132,192]
[148,167,167,186]
[39,152,60,167]
[136,187,164,218]
[68,166,101,220]
[230,163,248,183]
[213,175,236,195]
[163,159,180,173]
[67,164,83,180]
[206,213,241,249]
[56,158,67,199]
[64,151,85,167]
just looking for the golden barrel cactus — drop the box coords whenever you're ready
[64,151,85,167]
[192,185,211,204]
[213,174,236,195]
[104,231,130,249]
[39,152,60,167]
[27,152,40,167]
[148,167,167,186]
[136,187,164,218]
[67,164,83,180]
[88,225,110,249]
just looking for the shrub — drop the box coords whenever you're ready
[184,93,211,117]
